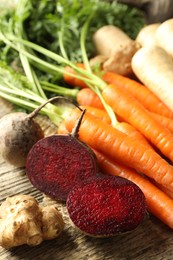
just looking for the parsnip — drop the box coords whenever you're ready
[92,25,139,76]
[131,45,173,112]
[135,23,160,47]
[156,18,173,57]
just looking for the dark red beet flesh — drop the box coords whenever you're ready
[26,134,98,201]
[66,175,147,237]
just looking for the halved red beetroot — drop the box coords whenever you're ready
[26,134,98,201]
[66,174,147,237]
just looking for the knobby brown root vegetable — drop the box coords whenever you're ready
[26,109,99,201]
[39,193,65,241]
[40,205,64,241]
[156,18,173,57]
[135,23,160,47]
[66,174,147,237]
[131,45,173,112]
[92,25,139,76]
[0,194,64,249]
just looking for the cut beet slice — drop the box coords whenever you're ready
[26,134,98,201]
[66,175,147,237]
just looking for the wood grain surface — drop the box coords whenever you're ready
[0,98,173,260]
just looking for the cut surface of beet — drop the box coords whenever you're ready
[66,175,147,237]
[26,134,98,201]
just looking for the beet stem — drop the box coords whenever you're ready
[27,96,82,120]
[71,109,86,138]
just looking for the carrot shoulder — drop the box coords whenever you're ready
[94,150,173,229]
[77,86,173,135]
[80,105,111,124]
[58,105,110,133]
[60,104,151,148]
[64,108,173,192]
[82,105,151,149]
[102,71,173,118]
[102,84,173,162]
[77,88,104,109]
[63,64,88,89]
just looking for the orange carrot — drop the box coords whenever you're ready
[64,108,173,192]
[80,105,110,124]
[58,105,110,133]
[64,63,173,161]
[60,104,151,148]
[156,184,173,200]
[149,112,173,134]
[102,71,173,118]
[94,150,173,229]
[102,84,173,162]
[149,179,173,200]
[115,121,151,148]
[63,63,88,89]
[64,65,173,119]
[77,88,173,135]
[64,66,173,161]
[77,88,104,109]
[58,120,69,135]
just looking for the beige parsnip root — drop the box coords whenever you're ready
[135,23,160,47]
[156,18,173,57]
[92,25,139,76]
[131,45,173,112]
[0,194,64,249]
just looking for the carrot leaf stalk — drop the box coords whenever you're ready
[0,62,74,126]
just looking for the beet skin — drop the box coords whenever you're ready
[26,134,98,201]
[66,175,147,237]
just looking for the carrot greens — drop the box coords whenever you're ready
[0,0,146,83]
[0,8,122,127]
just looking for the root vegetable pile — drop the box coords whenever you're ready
[1,0,173,248]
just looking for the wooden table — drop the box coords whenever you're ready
[1,98,173,260]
